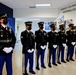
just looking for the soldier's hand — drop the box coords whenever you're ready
[71,42,75,46]
[40,45,46,50]
[53,45,57,49]
[31,49,34,52]
[27,49,34,53]
[62,43,66,47]
[3,47,13,53]
[27,49,31,53]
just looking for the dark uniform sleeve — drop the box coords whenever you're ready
[35,31,39,44]
[11,29,16,48]
[57,32,66,45]
[20,32,24,45]
[47,32,53,49]
[20,31,29,53]
[64,33,67,44]
[35,31,37,43]
[58,32,60,45]
[47,32,50,42]
[73,31,76,42]
[20,32,29,49]
[66,31,68,40]
[66,30,76,46]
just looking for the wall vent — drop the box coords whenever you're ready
[60,4,76,13]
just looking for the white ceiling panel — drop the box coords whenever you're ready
[0,0,76,9]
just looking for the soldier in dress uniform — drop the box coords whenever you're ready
[57,23,66,64]
[35,22,47,70]
[20,21,35,75]
[66,23,76,62]
[47,23,58,67]
[0,14,16,75]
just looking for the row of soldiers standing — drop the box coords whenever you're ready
[21,21,76,75]
[0,14,75,75]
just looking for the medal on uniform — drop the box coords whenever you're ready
[62,37,63,39]
[1,34,3,37]
[55,34,57,36]
[6,27,8,30]
[0,29,3,32]
[9,28,12,33]
[44,33,46,36]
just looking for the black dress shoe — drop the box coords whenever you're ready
[57,62,61,64]
[66,59,69,62]
[23,73,29,75]
[70,59,75,61]
[48,64,52,68]
[61,60,66,63]
[41,66,46,69]
[53,63,58,66]
[36,66,40,70]
[29,71,36,74]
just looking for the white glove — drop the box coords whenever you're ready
[27,49,34,53]
[44,45,46,49]
[41,46,43,49]
[3,47,8,53]
[31,49,34,52]
[62,43,66,47]
[71,42,75,46]
[27,49,31,53]
[9,47,13,50]
[3,47,13,53]
[40,45,46,50]
[53,45,57,49]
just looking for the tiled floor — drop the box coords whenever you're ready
[3,42,76,75]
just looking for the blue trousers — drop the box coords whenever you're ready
[67,45,74,60]
[49,49,56,64]
[58,45,65,62]
[36,49,45,67]
[24,52,34,74]
[0,54,12,75]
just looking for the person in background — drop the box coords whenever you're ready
[66,23,76,62]
[57,23,66,64]
[0,14,16,75]
[20,21,35,75]
[48,23,58,68]
[35,22,47,70]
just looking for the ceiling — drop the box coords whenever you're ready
[0,0,76,9]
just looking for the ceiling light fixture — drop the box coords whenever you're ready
[30,19,40,21]
[35,4,51,7]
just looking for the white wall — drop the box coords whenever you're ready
[61,11,76,25]
[15,18,56,41]
[13,8,59,18]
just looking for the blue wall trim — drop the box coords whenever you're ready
[0,2,13,18]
